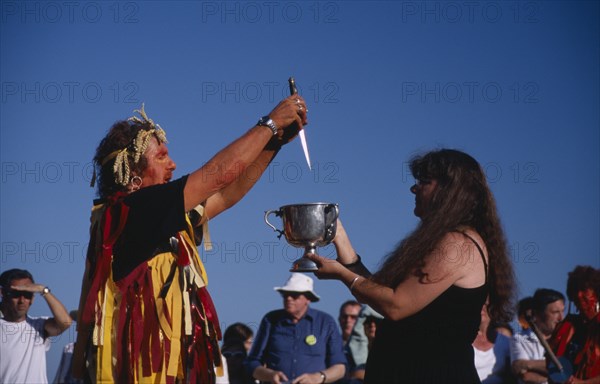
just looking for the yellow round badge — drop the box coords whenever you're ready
[305,335,317,346]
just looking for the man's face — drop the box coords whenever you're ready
[140,137,176,188]
[576,288,599,320]
[339,304,360,340]
[1,278,34,322]
[281,291,310,320]
[536,299,565,336]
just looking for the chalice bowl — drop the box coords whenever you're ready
[264,203,339,272]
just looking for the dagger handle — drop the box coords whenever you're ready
[289,77,298,95]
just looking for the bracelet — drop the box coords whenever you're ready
[349,276,361,292]
[319,371,326,384]
[342,254,361,268]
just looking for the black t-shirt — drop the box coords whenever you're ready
[112,175,189,281]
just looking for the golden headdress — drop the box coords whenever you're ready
[91,104,168,188]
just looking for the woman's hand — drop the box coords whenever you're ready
[306,253,345,280]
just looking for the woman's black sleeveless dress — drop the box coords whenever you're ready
[364,235,489,384]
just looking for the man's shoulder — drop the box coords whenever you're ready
[513,328,535,339]
[512,328,542,349]
[307,307,333,319]
[0,315,48,326]
[307,307,335,321]
[263,309,287,322]
[26,316,49,329]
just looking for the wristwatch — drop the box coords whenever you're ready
[319,371,326,383]
[257,116,277,136]
[41,287,51,297]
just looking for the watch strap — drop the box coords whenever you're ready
[257,116,277,136]
[319,371,326,383]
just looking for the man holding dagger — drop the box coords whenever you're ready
[73,82,308,383]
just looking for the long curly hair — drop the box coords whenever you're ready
[371,149,515,323]
[566,265,600,308]
[93,120,154,198]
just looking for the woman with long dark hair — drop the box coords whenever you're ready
[308,149,515,383]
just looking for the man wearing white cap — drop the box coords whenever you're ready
[245,273,346,384]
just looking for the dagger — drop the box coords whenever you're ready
[288,77,312,170]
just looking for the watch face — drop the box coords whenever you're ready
[258,116,276,135]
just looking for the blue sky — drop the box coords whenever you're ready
[1,0,598,378]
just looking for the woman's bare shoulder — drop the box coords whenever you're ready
[445,228,488,288]
[424,229,487,287]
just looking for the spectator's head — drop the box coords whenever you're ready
[274,273,319,320]
[0,269,35,322]
[517,296,534,330]
[566,265,600,321]
[338,300,361,342]
[222,322,254,353]
[532,288,565,336]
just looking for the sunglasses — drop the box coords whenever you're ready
[280,292,304,299]
[3,289,34,300]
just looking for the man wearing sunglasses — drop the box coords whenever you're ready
[0,268,72,384]
[245,273,346,384]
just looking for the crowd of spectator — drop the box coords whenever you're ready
[2,266,597,383]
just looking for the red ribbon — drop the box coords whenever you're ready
[81,194,129,325]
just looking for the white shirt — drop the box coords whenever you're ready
[510,329,547,384]
[474,333,511,384]
[0,316,50,384]
[215,353,229,384]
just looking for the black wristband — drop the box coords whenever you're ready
[342,254,362,268]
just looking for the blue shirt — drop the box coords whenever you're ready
[245,307,346,381]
